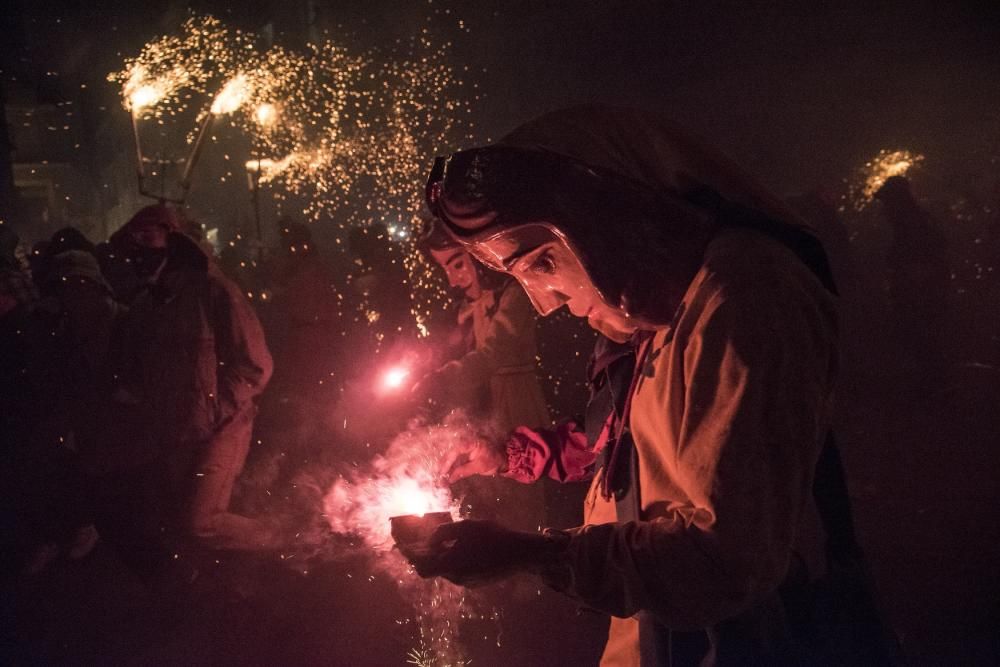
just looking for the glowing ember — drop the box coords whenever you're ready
[211,73,250,114]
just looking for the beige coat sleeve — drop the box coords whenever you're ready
[547,279,837,629]
[431,283,536,400]
[211,272,274,420]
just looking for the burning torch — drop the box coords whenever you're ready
[180,73,249,196]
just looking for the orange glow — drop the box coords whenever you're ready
[255,102,278,126]
[211,74,249,114]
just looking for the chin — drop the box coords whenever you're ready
[589,317,632,343]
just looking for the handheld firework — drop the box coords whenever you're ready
[379,364,413,393]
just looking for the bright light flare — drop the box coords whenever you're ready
[324,469,454,549]
[255,102,278,126]
[381,365,410,391]
[129,84,162,111]
[386,478,436,516]
[211,74,249,114]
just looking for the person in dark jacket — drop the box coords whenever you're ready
[115,204,276,553]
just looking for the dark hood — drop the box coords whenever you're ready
[428,105,835,324]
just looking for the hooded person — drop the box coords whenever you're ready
[113,212,276,556]
[414,218,551,433]
[98,203,181,305]
[402,106,860,665]
[874,175,949,381]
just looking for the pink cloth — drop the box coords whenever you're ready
[503,420,597,484]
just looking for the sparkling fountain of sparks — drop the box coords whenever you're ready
[210,73,250,115]
[322,416,492,665]
[322,426,461,549]
[112,12,480,335]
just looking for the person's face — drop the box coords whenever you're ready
[475,234,638,343]
[430,247,482,300]
[130,223,168,249]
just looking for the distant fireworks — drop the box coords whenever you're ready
[110,13,478,330]
[848,148,926,210]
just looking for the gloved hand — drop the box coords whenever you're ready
[440,437,507,483]
[399,519,551,587]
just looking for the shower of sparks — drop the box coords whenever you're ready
[210,73,250,115]
[322,416,489,665]
[848,149,926,210]
[322,423,466,549]
[110,12,479,331]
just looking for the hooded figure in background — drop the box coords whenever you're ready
[114,205,275,557]
[415,218,550,531]
[415,218,551,433]
[404,106,860,666]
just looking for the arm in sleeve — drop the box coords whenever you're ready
[503,419,597,484]
[542,283,837,629]
[212,274,274,421]
[431,284,535,399]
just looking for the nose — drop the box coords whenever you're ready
[521,285,568,317]
[568,300,589,317]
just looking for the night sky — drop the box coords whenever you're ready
[10,0,1000,195]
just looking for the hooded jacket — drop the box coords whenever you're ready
[117,232,273,448]
[431,106,839,665]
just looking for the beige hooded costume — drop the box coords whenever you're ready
[436,106,839,665]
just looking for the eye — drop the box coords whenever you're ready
[529,250,556,274]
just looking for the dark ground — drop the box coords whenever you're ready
[3,342,999,665]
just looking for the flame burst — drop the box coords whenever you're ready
[210,74,249,115]
[321,421,470,549]
[322,420,481,665]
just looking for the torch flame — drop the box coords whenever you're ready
[129,84,162,111]
[255,102,278,126]
[123,65,167,112]
[211,74,249,115]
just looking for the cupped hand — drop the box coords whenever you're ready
[440,438,507,483]
[399,519,545,587]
